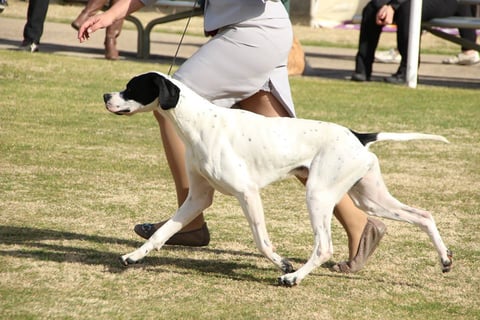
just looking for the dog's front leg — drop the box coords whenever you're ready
[120,174,214,266]
[236,189,294,275]
[278,192,335,287]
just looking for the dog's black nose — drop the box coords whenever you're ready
[103,93,112,103]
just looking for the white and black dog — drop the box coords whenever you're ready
[103,72,452,286]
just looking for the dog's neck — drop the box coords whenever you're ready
[159,84,224,146]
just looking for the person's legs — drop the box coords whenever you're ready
[383,7,409,83]
[334,196,368,260]
[386,0,458,83]
[71,0,123,59]
[456,5,477,51]
[352,2,383,81]
[153,110,206,232]
[132,110,209,246]
[23,0,50,46]
[104,0,124,61]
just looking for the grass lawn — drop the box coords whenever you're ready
[0,49,479,320]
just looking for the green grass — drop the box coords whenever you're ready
[0,50,479,320]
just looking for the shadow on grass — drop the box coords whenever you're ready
[0,225,292,284]
[0,225,424,287]
[0,38,189,66]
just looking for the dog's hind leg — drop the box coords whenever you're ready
[235,188,295,274]
[120,173,215,265]
[348,153,452,272]
[279,147,373,286]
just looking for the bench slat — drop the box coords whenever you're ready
[457,0,480,5]
[154,0,200,8]
[423,17,480,29]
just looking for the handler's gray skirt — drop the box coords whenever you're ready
[173,17,295,117]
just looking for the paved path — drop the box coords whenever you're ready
[1,16,479,89]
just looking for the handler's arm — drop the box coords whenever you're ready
[78,0,145,42]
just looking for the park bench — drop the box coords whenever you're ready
[131,0,202,58]
[350,0,480,51]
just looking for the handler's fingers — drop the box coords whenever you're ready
[78,24,93,42]
[77,17,103,42]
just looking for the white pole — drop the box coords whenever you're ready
[406,0,422,88]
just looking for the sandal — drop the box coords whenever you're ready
[331,217,386,273]
[134,222,210,247]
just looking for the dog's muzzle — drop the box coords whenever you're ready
[103,93,131,115]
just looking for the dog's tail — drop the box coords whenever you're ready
[351,130,449,148]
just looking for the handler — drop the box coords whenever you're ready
[78,0,386,273]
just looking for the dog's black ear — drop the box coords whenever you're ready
[153,74,180,110]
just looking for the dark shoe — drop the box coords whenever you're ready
[384,72,406,84]
[351,72,370,82]
[0,0,8,13]
[134,222,210,247]
[19,41,38,53]
[331,217,386,273]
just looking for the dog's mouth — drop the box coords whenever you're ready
[104,103,132,115]
[111,108,131,115]
[103,93,132,115]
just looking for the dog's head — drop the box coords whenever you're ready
[103,72,180,115]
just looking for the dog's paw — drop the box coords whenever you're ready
[441,249,453,273]
[277,273,299,287]
[119,255,140,267]
[280,258,295,274]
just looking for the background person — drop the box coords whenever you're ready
[376,4,479,66]
[71,0,124,60]
[20,0,50,52]
[351,0,458,84]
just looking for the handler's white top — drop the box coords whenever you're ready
[141,0,295,116]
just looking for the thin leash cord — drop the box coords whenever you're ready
[167,0,200,75]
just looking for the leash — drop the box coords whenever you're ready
[167,0,201,76]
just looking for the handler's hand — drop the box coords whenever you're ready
[376,5,394,26]
[78,13,114,42]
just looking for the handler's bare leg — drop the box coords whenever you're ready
[132,111,208,246]
[334,195,368,261]
[153,111,205,232]
[332,195,386,273]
